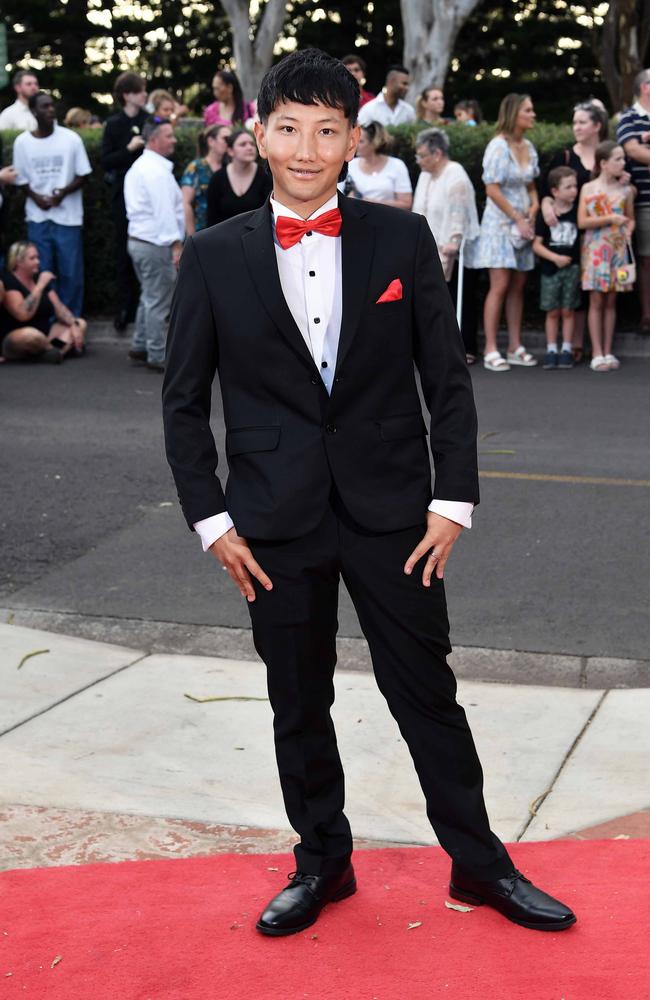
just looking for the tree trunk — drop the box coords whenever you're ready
[400,0,483,100]
[598,0,650,111]
[220,0,288,101]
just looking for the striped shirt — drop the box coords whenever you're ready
[617,102,650,206]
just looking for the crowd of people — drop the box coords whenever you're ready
[1,57,649,372]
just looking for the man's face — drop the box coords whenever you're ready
[17,74,38,100]
[149,123,177,158]
[387,72,410,100]
[254,101,359,212]
[345,62,364,85]
[33,94,56,129]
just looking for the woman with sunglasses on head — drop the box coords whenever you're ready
[540,101,610,362]
[206,130,271,226]
[204,69,255,128]
[342,122,412,210]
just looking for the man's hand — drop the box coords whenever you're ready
[0,166,18,185]
[209,527,273,601]
[404,511,464,585]
[127,135,145,153]
[30,192,54,210]
[171,240,183,268]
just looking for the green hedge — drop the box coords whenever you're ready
[2,122,575,314]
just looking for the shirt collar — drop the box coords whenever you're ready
[270,191,339,223]
[142,148,174,171]
[632,101,650,118]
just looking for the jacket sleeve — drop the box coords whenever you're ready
[412,214,480,505]
[101,119,139,173]
[162,236,226,529]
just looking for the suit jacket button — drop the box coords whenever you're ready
[325,424,337,434]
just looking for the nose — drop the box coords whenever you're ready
[294,132,317,161]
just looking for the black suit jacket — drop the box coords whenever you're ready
[162,193,479,540]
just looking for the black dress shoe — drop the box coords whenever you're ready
[146,361,165,373]
[256,864,357,937]
[128,350,147,364]
[449,865,576,931]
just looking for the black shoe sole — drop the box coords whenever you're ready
[449,884,577,932]
[255,878,357,937]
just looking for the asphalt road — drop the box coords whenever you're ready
[2,338,649,660]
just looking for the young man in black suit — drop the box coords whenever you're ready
[162,49,575,937]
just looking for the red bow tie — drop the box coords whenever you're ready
[275,208,342,250]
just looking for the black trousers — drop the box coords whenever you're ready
[111,189,140,319]
[247,496,513,880]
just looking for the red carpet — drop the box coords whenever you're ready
[1,840,648,1000]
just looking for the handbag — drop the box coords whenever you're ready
[616,241,636,288]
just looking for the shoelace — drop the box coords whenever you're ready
[286,871,320,894]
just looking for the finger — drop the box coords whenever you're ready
[404,537,435,574]
[421,550,440,587]
[244,556,273,591]
[232,562,257,602]
[435,551,450,580]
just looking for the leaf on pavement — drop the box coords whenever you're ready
[407,921,422,929]
[445,901,474,913]
[184,694,269,703]
[17,649,50,670]
[51,956,63,969]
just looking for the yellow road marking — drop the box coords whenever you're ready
[479,471,650,488]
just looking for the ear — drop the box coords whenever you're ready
[345,124,361,164]
[253,119,268,160]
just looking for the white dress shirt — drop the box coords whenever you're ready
[358,92,416,128]
[0,99,37,132]
[194,193,473,552]
[123,149,184,245]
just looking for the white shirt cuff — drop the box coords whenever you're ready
[428,499,474,529]
[193,512,235,551]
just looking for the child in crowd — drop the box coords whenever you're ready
[454,99,481,126]
[578,141,635,372]
[533,166,581,369]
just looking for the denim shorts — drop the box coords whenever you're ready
[540,264,582,312]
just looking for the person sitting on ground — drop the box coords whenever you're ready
[181,124,231,234]
[0,241,87,363]
[342,122,413,209]
[454,99,482,126]
[532,166,581,370]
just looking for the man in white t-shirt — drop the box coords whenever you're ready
[0,70,39,132]
[358,65,416,128]
[12,91,92,316]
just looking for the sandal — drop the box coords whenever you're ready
[507,346,538,367]
[483,350,510,372]
[466,353,477,366]
[604,353,620,370]
[589,355,610,372]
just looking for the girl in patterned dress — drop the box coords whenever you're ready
[578,141,635,372]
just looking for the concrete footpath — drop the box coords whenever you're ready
[1,623,648,873]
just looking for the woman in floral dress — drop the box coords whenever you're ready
[475,93,540,371]
[180,124,231,234]
[578,141,635,372]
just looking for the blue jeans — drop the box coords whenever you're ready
[27,220,84,316]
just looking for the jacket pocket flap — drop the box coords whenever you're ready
[378,413,427,441]
[226,426,281,456]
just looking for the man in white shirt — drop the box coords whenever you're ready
[124,117,184,371]
[12,91,92,316]
[163,48,575,939]
[0,70,39,131]
[358,64,416,127]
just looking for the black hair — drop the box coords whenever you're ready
[213,69,246,125]
[28,90,51,112]
[257,47,360,125]
[387,65,409,78]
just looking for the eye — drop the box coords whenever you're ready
[280,125,295,133]
[320,128,335,136]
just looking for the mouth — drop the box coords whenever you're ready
[288,168,322,180]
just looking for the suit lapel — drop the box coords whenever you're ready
[335,193,375,374]
[241,199,319,374]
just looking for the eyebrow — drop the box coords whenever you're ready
[275,115,340,124]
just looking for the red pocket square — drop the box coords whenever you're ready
[376,278,403,303]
